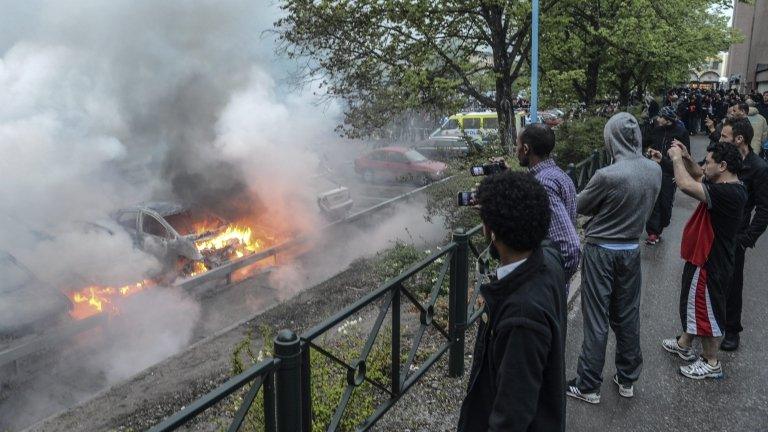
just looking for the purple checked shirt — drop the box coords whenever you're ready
[529,158,581,282]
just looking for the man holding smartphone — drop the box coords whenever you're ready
[515,124,580,286]
[644,106,690,245]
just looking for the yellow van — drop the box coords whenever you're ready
[418,111,527,156]
[430,111,499,140]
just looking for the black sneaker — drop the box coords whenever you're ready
[566,378,600,404]
[613,374,634,398]
[720,333,739,351]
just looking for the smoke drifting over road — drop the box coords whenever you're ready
[0,1,344,428]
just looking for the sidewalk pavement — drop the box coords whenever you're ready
[565,134,768,431]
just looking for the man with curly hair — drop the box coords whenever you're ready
[660,142,746,379]
[457,171,567,432]
[567,113,661,404]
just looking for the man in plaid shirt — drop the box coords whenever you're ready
[516,124,581,287]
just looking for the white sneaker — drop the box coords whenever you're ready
[680,357,724,380]
[566,378,600,404]
[662,337,697,361]
[613,374,634,398]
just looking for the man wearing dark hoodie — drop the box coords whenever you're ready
[644,105,690,244]
[567,113,661,404]
[457,171,566,432]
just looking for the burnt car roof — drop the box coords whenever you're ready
[122,201,189,217]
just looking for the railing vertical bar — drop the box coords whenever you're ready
[300,344,312,432]
[264,372,276,432]
[391,284,402,394]
[449,229,469,378]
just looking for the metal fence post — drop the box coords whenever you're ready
[299,343,312,432]
[274,330,302,432]
[449,228,469,378]
[566,163,576,186]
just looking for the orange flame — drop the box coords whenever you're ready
[67,280,153,320]
[65,214,291,320]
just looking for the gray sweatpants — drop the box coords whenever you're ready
[575,243,643,391]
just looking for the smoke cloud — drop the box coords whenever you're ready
[1,0,346,429]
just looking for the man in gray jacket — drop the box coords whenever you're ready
[567,113,661,403]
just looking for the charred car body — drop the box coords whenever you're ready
[113,202,250,277]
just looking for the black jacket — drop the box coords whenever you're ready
[644,122,690,175]
[738,152,768,248]
[457,243,567,432]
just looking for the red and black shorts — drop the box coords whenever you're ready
[678,262,725,337]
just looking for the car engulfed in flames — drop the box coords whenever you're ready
[64,202,286,320]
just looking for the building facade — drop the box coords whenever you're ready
[689,54,729,90]
[728,0,768,93]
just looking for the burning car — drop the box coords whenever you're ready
[113,202,266,277]
[0,252,73,336]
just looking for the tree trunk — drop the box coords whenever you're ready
[496,76,515,153]
[583,56,601,106]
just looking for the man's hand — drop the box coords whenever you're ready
[647,148,663,163]
[671,139,691,160]
[668,145,683,160]
[705,116,715,131]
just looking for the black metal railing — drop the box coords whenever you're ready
[565,148,610,192]
[148,225,489,432]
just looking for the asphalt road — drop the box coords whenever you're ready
[565,135,768,431]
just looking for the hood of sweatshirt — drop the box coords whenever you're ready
[749,107,759,116]
[603,112,643,161]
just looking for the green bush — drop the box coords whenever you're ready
[553,115,607,168]
[373,241,448,298]
[553,104,645,168]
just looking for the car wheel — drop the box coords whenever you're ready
[362,170,375,183]
[417,174,431,186]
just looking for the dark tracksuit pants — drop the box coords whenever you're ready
[725,246,747,334]
[576,244,643,391]
[646,173,676,236]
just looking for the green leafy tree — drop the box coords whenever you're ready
[541,0,737,106]
[275,0,560,150]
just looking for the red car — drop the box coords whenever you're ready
[354,147,447,185]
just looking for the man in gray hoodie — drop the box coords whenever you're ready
[566,113,661,404]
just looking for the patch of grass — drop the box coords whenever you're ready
[222,322,396,431]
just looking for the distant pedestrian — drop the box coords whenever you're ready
[516,124,581,286]
[644,106,690,245]
[566,113,661,403]
[660,142,746,379]
[745,99,768,154]
[457,171,566,432]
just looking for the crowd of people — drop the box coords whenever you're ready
[456,90,768,431]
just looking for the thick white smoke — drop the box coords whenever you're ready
[0,1,343,427]
[0,0,340,289]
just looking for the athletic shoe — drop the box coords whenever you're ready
[662,337,698,361]
[646,234,659,245]
[566,378,600,404]
[680,357,724,380]
[613,374,634,398]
